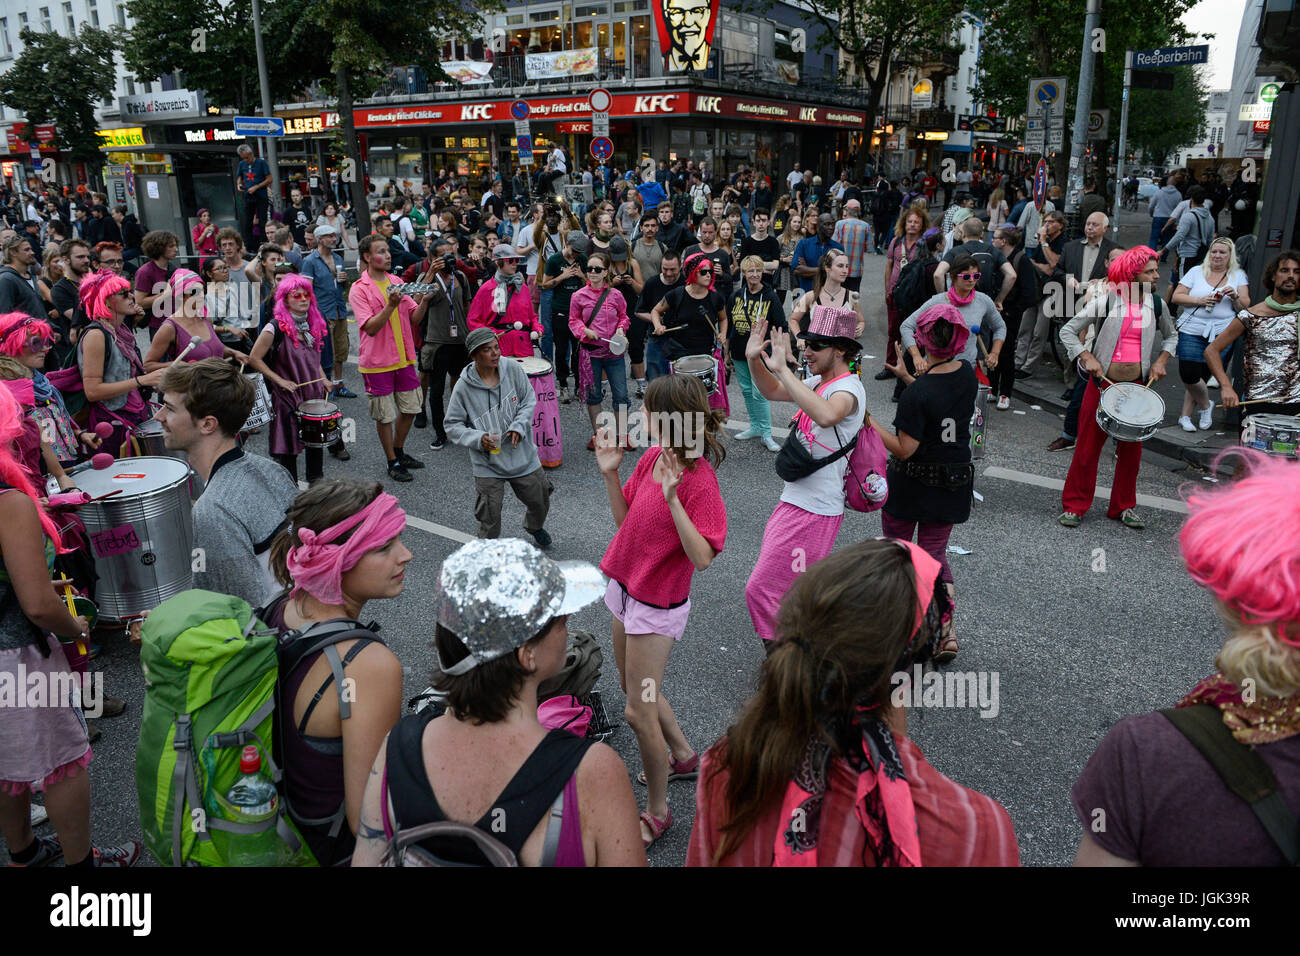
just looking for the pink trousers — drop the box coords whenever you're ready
[745,502,844,642]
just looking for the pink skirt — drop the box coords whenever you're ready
[604,578,691,641]
[0,637,93,795]
[744,502,844,642]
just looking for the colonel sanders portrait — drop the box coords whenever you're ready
[660,0,715,72]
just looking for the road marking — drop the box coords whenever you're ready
[981,465,1188,514]
[405,514,476,544]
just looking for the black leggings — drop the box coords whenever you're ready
[275,448,323,484]
[1179,359,1211,385]
[993,308,1024,398]
[627,316,649,365]
[424,342,470,441]
[552,310,580,389]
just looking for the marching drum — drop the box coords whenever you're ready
[519,355,562,468]
[671,354,717,393]
[296,399,342,448]
[1241,413,1300,457]
[969,384,990,460]
[72,457,195,621]
[241,373,274,431]
[1096,382,1165,443]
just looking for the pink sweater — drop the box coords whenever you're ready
[569,283,631,360]
[600,447,727,607]
[467,278,541,357]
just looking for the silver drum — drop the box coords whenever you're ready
[72,457,195,621]
[1096,382,1165,443]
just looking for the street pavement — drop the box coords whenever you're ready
[13,205,1231,867]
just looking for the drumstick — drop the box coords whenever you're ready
[62,583,86,656]
[293,376,330,389]
[168,337,201,368]
[658,324,686,333]
[1238,395,1291,406]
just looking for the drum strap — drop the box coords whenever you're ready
[579,288,612,348]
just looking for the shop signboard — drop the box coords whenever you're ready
[651,0,722,73]
[525,48,599,80]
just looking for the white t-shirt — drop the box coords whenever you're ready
[780,372,867,517]
[787,169,803,192]
[551,148,568,173]
[1176,265,1248,339]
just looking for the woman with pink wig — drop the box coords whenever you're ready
[247,273,344,484]
[0,385,142,868]
[1071,449,1300,866]
[76,270,163,457]
[1055,246,1177,530]
[142,269,241,370]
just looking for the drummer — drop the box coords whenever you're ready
[467,244,542,358]
[142,269,245,370]
[649,253,728,368]
[1056,246,1177,530]
[76,271,164,456]
[570,250,632,451]
[247,275,347,486]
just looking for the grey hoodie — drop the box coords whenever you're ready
[444,356,541,479]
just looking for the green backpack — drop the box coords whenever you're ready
[135,589,317,867]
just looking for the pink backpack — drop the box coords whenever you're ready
[537,694,593,737]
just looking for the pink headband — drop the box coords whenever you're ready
[285,493,407,605]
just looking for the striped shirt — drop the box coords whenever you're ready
[687,735,1020,867]
[832,218,871,279]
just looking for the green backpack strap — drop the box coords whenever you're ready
[1161,705,1299,864]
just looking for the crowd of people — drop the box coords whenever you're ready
[0,154,1298,870]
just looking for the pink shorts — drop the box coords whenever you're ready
[362,364,420,397]
[604,578,691,641]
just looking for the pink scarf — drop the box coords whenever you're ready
[285,493,407,605]
[947,286,975,307]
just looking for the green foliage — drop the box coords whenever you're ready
[0,26,121,167]
[1129,67,1209,165]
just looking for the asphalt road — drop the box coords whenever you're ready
[12,206,1224,868]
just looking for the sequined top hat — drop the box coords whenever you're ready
[437,538,605,676]
[799,304,862,352]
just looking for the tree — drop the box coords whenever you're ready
[1128,66,1209,166]
[0,26,121,170]
[973,0,1202,185]
[296,0,502,236]
[776,0,967,180]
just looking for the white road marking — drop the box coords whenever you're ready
[405,514,476,544]
[981,465,1188,514]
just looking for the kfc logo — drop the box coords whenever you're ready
[461,104,493,121]
[696,96,722,114]
[652,0,721,72]
[799,107,818,122]
[635,95,677,113]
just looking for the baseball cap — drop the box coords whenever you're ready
[607,236,628,261]
[314,223,338,237]
[566,230,589,254]
[437,538,604,676]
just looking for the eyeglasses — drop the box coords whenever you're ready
[957,271,982,281]
[587,265,605,273]
[667,5,711,22]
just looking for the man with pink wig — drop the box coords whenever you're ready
[1056,246,1177,530]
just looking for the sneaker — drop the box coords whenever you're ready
[29,803,48,827]
[1047,437,1075,452]
[413,411,428,429]
[1058,511,1083,527]
[297,480,310,491]
[396,451,425,470]
[86,720,101,744]
[1207,377,1219,389]
[761,435,781,452]
[387,461,413,483]
[329,443,351,460]
[873,368,893,381]
[529,527,553,549]
[996,395,1011,410]
[7,833,62,867]
[1178,415,1196,432]
[559,387,572,404]
[733,426,759,441]
[429,436,446,450]
[635,379,646,398]
[1198,402,1214,430]
[1118,508,1145,530]
[98,696,126,719]
[92,840,143,868]
[330,385,358,399]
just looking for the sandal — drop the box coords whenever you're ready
[934,635,959,664]
[640,808,672,849]
[635,751,699,786]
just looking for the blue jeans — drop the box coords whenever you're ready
[538,288,554,361]
[644,339,672,380]
[1063,367,1088,440]
[1149,216,1169,255]
[585,354,629,408]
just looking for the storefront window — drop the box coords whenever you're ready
[573,22,593,48]
[631,16,651,77]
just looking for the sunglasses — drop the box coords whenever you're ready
[695,268,713,276]
[957,271,982,281]
[287,289,310,298]
[802,341,831,352]
[586,265,605,273]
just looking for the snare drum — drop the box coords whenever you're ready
[132,417,168,457]
[241,373,274,431]
[1096,381,1165,443]
[671,354,717,393]
[1241,413,1300,457]
[518,355,562,468]
[296,399,342,448]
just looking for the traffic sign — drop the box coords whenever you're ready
[510,100,530,120]
[232,116,284,137]
[1028,77,1068,113]
[1087,109,1110,140]
[590,137,614,163]
[516,134,534,166]
[1025,129,1063,152]
[1032,159,1049,206]
[591,112,610,137]
[1131,45,1209,69]
[587,89,612,113]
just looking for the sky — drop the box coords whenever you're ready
[1182,0,1248,90]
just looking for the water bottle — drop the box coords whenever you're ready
[223,745,284,866]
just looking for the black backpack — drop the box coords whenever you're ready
[892,253,932,319]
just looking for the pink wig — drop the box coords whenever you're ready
[79,270,130,321]
[0,385,64,551]
[168,268,206,317]
[273,273,327,350]
[0,311,53,357]
[1107,245,1157,287]
[683,252,716,291]
[1181,450,1300,646]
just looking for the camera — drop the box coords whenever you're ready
[442,252,457,269]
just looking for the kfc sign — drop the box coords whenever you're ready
[652,0,722,73]
[634,95,678,113]
[557,122,593,134]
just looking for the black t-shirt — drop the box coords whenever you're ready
[739,234,781,287]
[885,361,977,525]
[660,286,725,358]
[288,203,311,246]
[683,244,734,302]
[544,252,586,314]
[50,276,85,334]
[636,274,682,319]
[482,193,505,221]
[727,283,786,356]
[942,240,1008,299]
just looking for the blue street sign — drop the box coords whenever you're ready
[1032,159,1048,207]
[516,134,533,163]
[590,136,614,162]
[232,115,285,137]
[510,100,530,121]
[1035,83,1060,108]
[1131,45,1209,70]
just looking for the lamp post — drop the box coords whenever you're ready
[250,0,280,212]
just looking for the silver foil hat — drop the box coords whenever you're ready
[437,538,605,675]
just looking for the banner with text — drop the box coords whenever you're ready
[525,49,599,81]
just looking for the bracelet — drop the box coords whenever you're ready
[134,376,140,386]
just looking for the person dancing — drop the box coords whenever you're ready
[595,374,727,849]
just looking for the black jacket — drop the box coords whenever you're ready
[0,266,46,318]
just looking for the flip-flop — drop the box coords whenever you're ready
[640,808,672,849]
[636,751,699,786]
